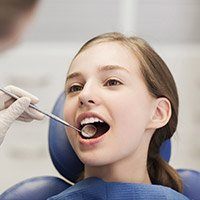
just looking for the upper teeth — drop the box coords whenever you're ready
[80,117,103,126]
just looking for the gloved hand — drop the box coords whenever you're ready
[0,85,44,145]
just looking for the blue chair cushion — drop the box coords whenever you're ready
[178,169,200,200]
[0,176,71,200]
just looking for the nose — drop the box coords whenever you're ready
[78,81,100,108]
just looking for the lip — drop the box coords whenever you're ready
[78,132,107,147]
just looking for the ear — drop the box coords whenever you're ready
[147,97,172,130]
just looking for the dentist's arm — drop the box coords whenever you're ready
[0,85,44,145]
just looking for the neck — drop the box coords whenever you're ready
[84,145,151,184]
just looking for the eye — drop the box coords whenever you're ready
[67,84,83,93]
[104,78,122,87]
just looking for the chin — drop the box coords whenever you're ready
[77,151,113,167]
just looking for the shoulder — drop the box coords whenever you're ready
[47,177,189,200]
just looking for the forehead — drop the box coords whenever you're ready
[68,42,141,75]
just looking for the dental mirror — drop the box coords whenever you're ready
[81,124,97,138]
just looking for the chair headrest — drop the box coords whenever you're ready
[177,169,200,200]
[49,92,171,182]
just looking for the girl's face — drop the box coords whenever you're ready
[64,42,156,167]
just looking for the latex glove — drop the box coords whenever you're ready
[0,85,44,145]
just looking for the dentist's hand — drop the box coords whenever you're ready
[0,85,44,145]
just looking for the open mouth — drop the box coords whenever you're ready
[80,121,110,139]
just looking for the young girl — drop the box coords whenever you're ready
[49,32,188,199]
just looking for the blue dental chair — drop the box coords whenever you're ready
[0,93,200,200]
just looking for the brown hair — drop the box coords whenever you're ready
[0,0,39,39]
[72,32,182,192]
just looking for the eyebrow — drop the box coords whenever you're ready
[66,65,130,82]
[66,72,82,82]
[98,65,130,73]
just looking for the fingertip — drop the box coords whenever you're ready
[37,113,45,120]
[33,111,45,120]
[35,97,39,103]
[30,95,39,104]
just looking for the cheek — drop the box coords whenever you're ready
[111,93,152,137]
[63,98,76,123]
[63,99,78,146]
[109,101,151,158]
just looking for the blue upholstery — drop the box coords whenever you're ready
[48,177,189,200]
[0,176,71,200]
[178,169,200,200]
[0,92,199,200]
